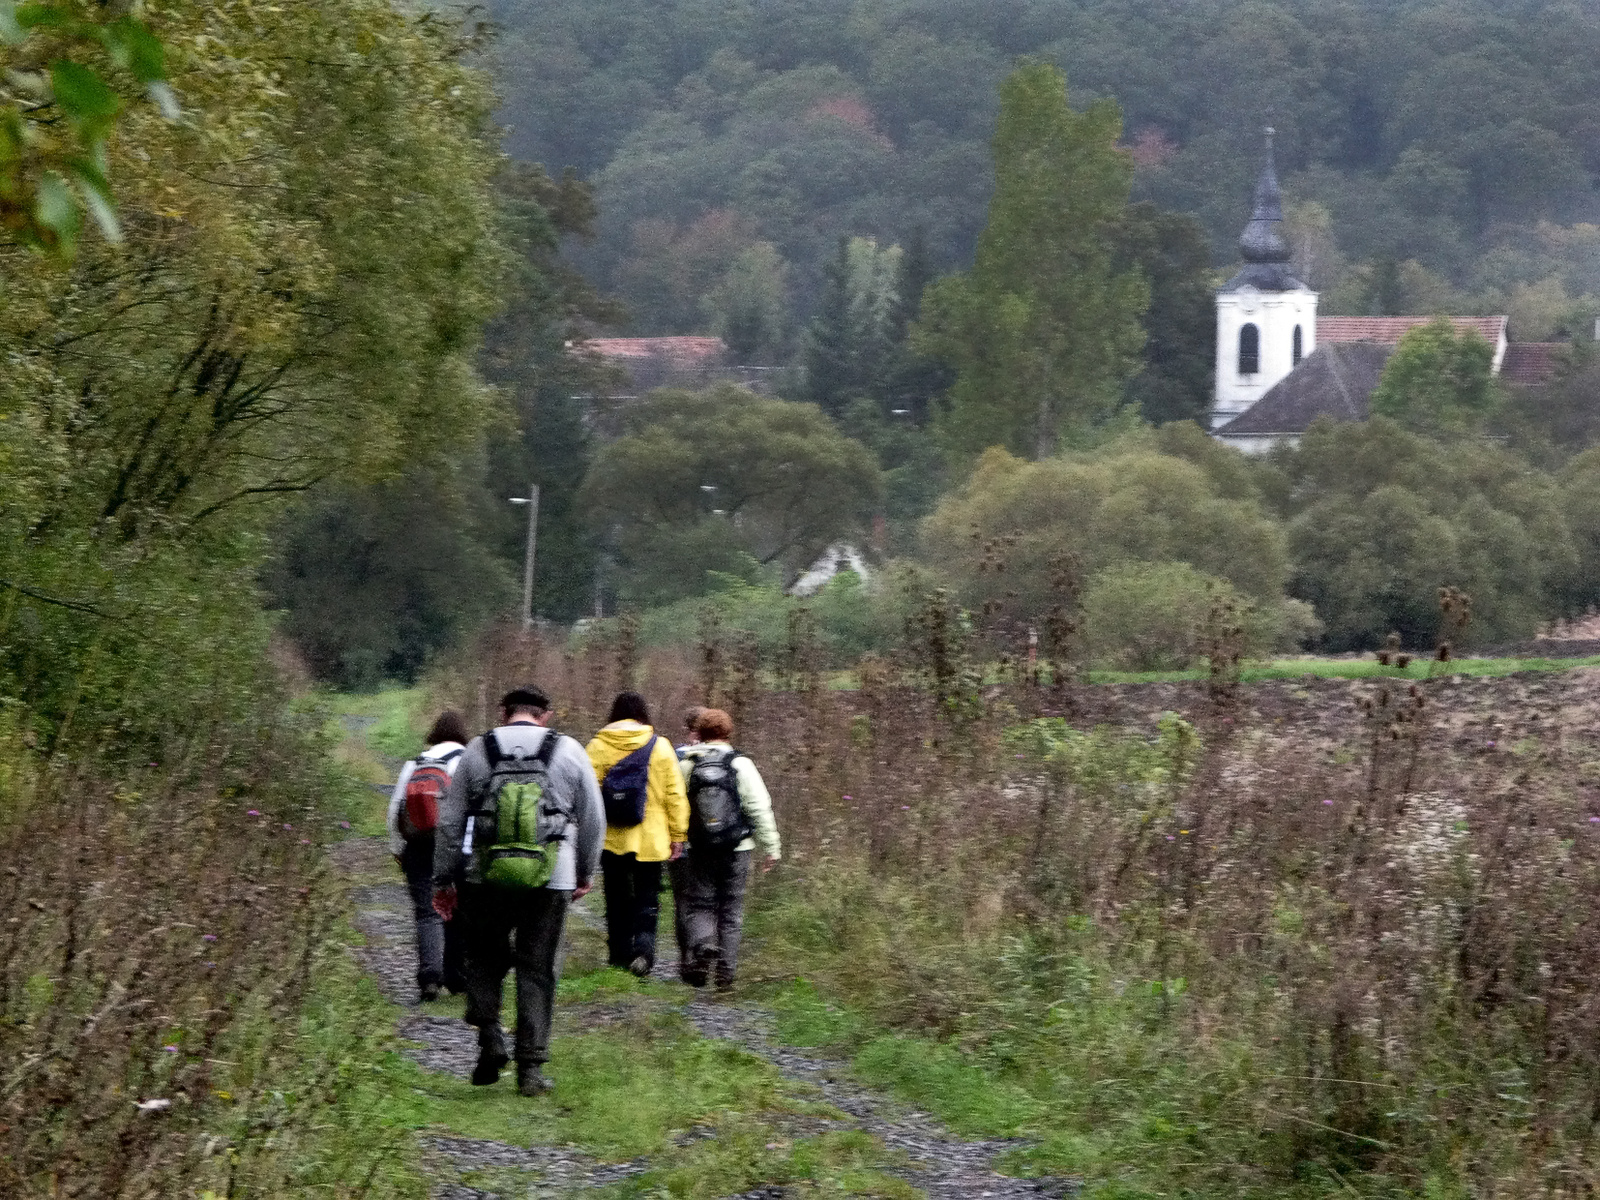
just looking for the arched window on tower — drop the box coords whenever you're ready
[1238,323,1260,375]
[1293,325,1303,365]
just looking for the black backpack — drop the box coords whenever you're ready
[602,735,658,827]
[686,747,751,850]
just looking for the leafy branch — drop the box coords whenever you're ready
[0,0,176,258]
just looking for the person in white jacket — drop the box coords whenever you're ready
[387,710,469,1002]
[676,707,780,991]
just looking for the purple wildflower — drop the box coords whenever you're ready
[246,809,261,817]
[202,933,217,943]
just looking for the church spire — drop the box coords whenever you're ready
[1239,127,1288,264]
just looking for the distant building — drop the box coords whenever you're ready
[1499,341,1567,388]
[579,336,731,393]
[1209,135,1546,453]
[572,335,777,437]
[1210,130,1318,432]
[577,335,777,396]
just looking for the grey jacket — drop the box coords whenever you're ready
[433,722,605,891]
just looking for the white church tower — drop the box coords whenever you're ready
[1210,130,1317,430]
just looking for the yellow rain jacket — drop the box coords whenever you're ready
[585,721,690,862]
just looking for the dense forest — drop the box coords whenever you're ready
[248,0,1600,682]
[491,0,1600,344]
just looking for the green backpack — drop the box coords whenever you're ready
[474,727,567,889]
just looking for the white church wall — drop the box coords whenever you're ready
[1211,287,1318,429]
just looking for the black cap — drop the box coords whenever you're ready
[501,686,551,713]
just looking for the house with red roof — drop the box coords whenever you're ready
[577,336,732,393]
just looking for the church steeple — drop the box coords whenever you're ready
[1239,127,1288,264]
[1219,127,1303,293]
[1210,126,1319,434]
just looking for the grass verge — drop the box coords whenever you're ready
[744,881,1419,1200]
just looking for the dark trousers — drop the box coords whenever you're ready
[684,848,752,986]
[601,850,662,970]
[400,837,463,991]
[459,883,570,1064]
[667,856,692,973]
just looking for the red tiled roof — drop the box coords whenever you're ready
[1499,342,1567,387]
[1317,316,1506,346]
[582,336,728,368]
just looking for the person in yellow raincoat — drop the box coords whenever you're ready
[585,692,690,976]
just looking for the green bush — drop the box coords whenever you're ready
[1275,417,1578,648]
[921,433,1291,621]
[633,567,918,665]
[1083,561,1320,671]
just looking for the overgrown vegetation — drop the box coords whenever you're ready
[432,603,1600,1198]
[0,684,420,1195]
[0,3,504,1194]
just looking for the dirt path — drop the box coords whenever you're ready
[332,834,1073,1199]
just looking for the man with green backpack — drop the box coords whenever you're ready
[433,686,605,1096]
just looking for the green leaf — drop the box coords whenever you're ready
[50,61,121,122]
[0,2,24,45]
[102,17,167,84]
[15,3,78,32]
[66,156,120,243]
[34,170,79,252]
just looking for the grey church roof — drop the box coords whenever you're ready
[1220,129,1307,293]
[1215,342,1393,436]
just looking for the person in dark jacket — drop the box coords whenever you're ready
[386,710,468,1002]
[433,686,605,1096]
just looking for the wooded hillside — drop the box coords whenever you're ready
[490,0,1600,341]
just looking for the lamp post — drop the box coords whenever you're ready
[509,483,539,631]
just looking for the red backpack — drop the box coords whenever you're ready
[399,748,463,840]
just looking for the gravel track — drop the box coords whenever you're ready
[334,835,1074,1198]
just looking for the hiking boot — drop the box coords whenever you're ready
[418,980,440,1004]
[472,1027,509,1086]
[714,974,736,994]
[517,1063,553,1096]
[627,955,650,978]
[471,1045,508,1085]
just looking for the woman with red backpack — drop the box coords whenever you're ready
[387,710,469,1002]
[585,692,690,977]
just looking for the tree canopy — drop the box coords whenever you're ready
[1270,417,1578,648]
[1,0,504,725]
[916,61,1148,459]
[489,0,1600,358]
[1369,318,1497,433]
[921,435,1291,618]
[580,385,882,605]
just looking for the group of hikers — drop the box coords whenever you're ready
[385,686,781,1096]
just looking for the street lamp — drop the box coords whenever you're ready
[508,483,539,631]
